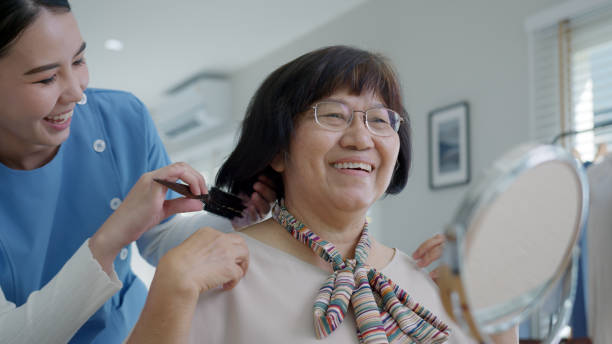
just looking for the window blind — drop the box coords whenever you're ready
[530,23,563,142]
[530,5,612,161]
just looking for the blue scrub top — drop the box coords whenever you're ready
[0,89,174,343]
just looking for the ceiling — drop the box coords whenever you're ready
[71,0,368,106]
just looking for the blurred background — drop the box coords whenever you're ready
[72,0,612,341]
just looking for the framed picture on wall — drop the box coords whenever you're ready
[428,101,470,189]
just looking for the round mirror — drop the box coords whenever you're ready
[438,144,588,342]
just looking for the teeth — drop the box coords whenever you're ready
[45,111,73,124]
[332,162,373,172]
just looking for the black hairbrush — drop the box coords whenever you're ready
[153,178,246,219]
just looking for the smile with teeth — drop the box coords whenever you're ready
[44,110,73,124]
[332,162,373,172]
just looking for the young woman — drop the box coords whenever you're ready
[0,1,273,342]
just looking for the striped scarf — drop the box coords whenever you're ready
[272,203,450,344]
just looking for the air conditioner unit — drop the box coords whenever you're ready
[151,75,238,173]
[152,76,231,144]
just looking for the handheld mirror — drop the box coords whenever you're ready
[437,144,588,342]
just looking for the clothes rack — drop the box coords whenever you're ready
[552,120,612,144]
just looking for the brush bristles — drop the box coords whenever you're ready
[204,187,246,219]
[204,203,242,219]
[209,188,245,210]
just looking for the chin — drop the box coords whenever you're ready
[57,127,71,141]
[44,129,71,147]
[331,194,374,213]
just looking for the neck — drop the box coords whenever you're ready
[282,198,368,259]
[0,139,59,170]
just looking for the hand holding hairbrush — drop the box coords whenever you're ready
[153,178,246,219]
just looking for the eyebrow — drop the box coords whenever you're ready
[23,42,87,76]
[324,97,385,108]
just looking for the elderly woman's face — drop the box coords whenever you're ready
[273,89,400,213]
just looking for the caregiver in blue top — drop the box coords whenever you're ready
[0,1,273,342]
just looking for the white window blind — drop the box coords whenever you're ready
[530,5,612,162]
[530,23,564,142]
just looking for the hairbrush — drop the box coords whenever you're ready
[153,178,245,219]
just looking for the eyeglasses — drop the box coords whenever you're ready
[312,101,403,137]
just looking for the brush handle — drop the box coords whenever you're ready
[153,179,245,219]
[153,178,203,200]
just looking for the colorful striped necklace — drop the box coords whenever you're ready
[272,202,450,344]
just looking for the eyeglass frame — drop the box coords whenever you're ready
[311,100,404,137]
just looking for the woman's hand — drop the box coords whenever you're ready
[90,162,206,274]
[412,234,446,281]
[126,227,249,344]
[154,227,249,295]
[231,175,277,230]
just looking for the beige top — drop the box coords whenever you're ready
[189,233,474,343]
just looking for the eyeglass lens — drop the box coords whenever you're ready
[314,101,400,136]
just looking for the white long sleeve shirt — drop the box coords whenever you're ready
[0,212,233,344]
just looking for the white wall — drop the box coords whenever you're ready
[230,0,564,254]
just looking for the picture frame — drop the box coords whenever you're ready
[428,101,470,189]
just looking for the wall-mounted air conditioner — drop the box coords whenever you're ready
[152,76,232,144]
[151,75,237,173]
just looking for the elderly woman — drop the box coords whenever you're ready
[130,46,516,344]
[197,45,464,343]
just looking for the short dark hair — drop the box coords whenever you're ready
[216,45,411,199]
[0,0,71,58]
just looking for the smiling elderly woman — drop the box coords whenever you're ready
[170,45,479,344]
[127,45,519,344]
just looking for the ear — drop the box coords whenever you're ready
[270,152,285,173]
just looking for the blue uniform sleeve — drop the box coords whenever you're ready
[125,94,180,201]
[140,100,173,174]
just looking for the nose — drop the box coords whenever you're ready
[340,111,374,150]
[59,69,86,105]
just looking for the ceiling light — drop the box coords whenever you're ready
[104,39,124,52]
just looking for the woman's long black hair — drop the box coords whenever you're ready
[216,45,412,200]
